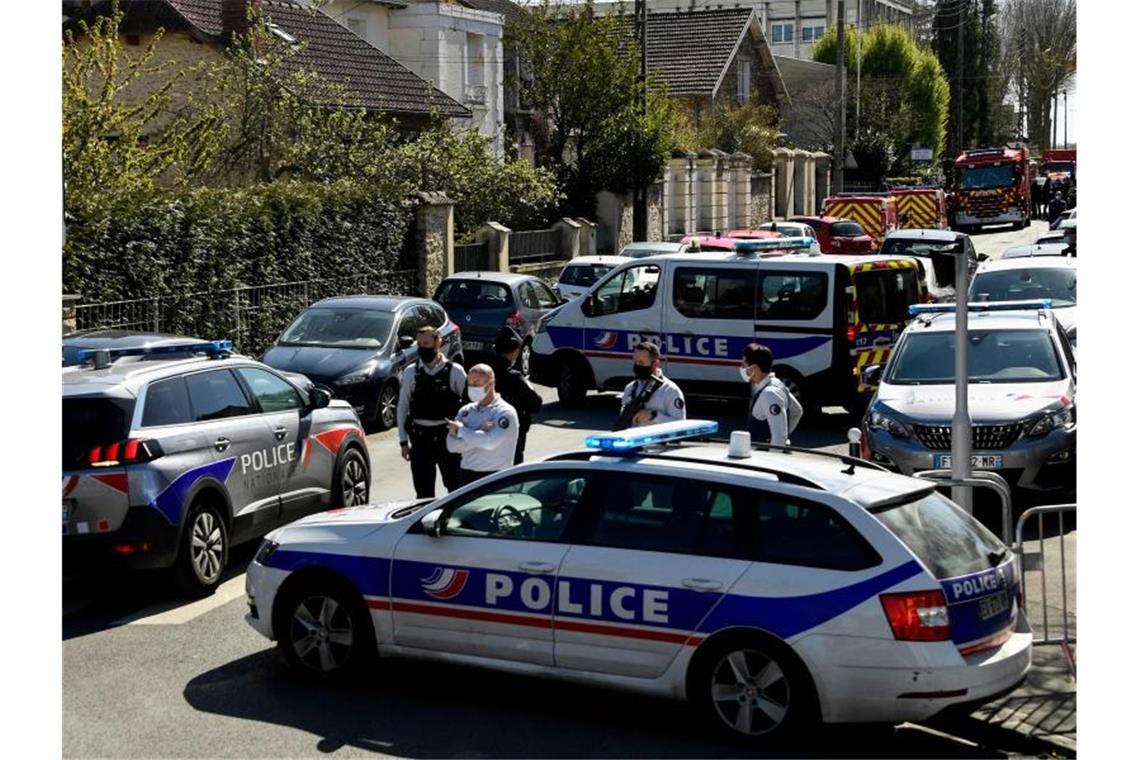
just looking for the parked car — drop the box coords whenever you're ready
[261,296,461,430]
[555,256,628,301]
[788,216,876,254]
[1034,229,1066,245]
[1049,207,1076,230]
[1002,243,1072,259]
[969,255,1076,345]
[679,235,742,252]
[879,229,981,302]
[434,272,561,375]
[753,220,823,254]
[62,330,207,367]
[725,229,783,240]
[619,241,688,258]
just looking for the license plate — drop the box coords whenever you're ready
[63,499,74,523]
[462,340,485,352]
[978,590,1011,621]
[934,454,1004,469]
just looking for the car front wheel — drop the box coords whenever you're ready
[275,579,376,679]
[332,447,370,508]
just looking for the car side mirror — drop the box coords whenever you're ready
[397,335,415,351]
[977,253,989,262]
[420,508,444,537]
[581,296,595,317]
[862,365,883,387]
[309,388,332,412]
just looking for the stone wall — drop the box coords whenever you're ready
[750,171,774,226]
[414,192,455,297]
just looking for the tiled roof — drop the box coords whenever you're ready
[617,8,755,96]
[460,0,525,23]
[160,0,469,117]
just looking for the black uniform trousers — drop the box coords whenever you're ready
[459,468,496,487]
[408,423,461,498]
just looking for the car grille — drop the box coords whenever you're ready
[962,191,1008,219]
[913,424,1023,450]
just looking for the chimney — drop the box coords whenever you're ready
[221,0,260,40]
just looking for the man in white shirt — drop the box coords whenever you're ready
[741,343,803,445]
[446,364,519,486]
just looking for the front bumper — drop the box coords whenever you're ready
[865,426,1076,491]
[244,558,290,640]
[956,210,1024,226]
[63,505,181,571]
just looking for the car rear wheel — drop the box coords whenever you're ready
[332,448,369,508]
[275,578,376,679]
[556,359,587,406]
[519,341,532,377]
[174,500,228,597]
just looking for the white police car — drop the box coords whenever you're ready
[245,421,1030,742]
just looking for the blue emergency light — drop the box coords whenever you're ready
[75,339,234,364]
[734,236,814,253]
[908,299,1052,316]
[585,419,719,452]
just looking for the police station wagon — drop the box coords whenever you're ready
[529,239,926,413]
[245,421,1030,742]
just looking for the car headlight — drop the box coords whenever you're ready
[334,363,376,386]
[1028,406,1075,437]
[254,539,279,565]
[867,408,912,438]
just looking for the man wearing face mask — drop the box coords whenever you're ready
[396,326,468,497]
[741,343,802,445]
[446,364,519,486]
[614,342,686,430]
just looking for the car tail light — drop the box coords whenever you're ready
[846,324,857,343]
[88,439,164,468]
[880,590,951,641]
[506,310,524,329]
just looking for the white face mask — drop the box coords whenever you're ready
[468,385,488,403]
[739,366,753,383]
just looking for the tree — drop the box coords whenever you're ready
[675,102,781,170]
[510,1,680,218]
[1001,0,1076,149]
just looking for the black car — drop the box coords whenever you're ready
[433,272,562,374]
[261,296,462,430]
[62,330,208,366]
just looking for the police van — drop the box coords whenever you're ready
[529,239,926,413]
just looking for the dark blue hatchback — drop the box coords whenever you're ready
[261,296,462,430]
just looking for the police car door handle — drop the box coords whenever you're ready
[682,578,723,592]
[214,437,230,452]
[518,561,555,574]
[273,426,288,441]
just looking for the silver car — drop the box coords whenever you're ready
[861,304,1076,492]
[969,256,1076,345]
[62,342,370,595]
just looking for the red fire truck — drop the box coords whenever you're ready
[951,147,1032,232]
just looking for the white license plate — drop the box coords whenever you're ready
[63,499,74,523]
[978,590,1011,621]
[462,340,485,352]
[934,454,1004,469]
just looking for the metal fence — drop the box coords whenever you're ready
[1016,503,1077,678]
[508,228,562,265]
[455,240,493,271]
[74,270,418,357]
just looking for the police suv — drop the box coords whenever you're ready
[63,341,370,595]
[245,420,1030,742]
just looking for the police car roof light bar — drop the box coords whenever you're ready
[75,339,234,365]
[585,419,719,452]
[908,299,1052,316]
[734,236,814,253]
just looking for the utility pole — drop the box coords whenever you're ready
[956,0,965,153]
[832,1,846,193]
[633,0,648,240]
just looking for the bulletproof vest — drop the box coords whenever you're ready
[411,361,461,421]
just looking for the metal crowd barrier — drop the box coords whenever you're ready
[913,469,1014,545]
[1015,503,1077,678]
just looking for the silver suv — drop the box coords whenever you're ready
[62,342,370,595]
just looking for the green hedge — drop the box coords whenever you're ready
[63,181,414,352]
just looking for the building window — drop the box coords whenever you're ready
[736,58,751,104]
[802,22,826,42]
[466,33,485,88]
[770,22,795,44]
[345,16,366,39]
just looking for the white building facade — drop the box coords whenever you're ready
[324,0,505,153]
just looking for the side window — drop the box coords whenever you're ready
[518,282,540,310]
[750,495,880,570]
[185,370,256,422]
[397,309,422,339]
[532,280,559,309]
[673,267,756,320]
[443,472,590,542]
[236,367,303,413]
[423,304,446,329]
[592,264,660,316]
[757,270,829,320]
[141,377,193,427]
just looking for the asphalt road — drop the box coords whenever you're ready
[63,221,1065,759]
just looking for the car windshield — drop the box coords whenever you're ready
[278,308,393,349]
[559,264,614,287]
[887,329,1064,384]
[831,221,865,237]
[970,268,1076,307]
[873,491,1006,578]
[960,164,1015,190]
[437,280,513,309]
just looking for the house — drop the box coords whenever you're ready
[322,0,508,153]
[63,0,470,131]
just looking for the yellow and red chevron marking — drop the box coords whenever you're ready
[825,201,885,241]
[894,192,938,228]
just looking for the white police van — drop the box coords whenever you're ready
[245,421,1030,742]
[528,239,927,413]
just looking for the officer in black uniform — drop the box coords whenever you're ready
[396,325,468,498]
[491,326,544,464]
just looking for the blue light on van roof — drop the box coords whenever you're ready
[585,419,719,451]
[734,236,814,252]
[75,339,234,364]
[908,299,1052,316]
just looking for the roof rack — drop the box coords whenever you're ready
[76,339,234,368]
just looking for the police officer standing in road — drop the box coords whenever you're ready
[741,343,803,445]
[397,326,467,498]
[491,326,544,464]
[446,364,519,486]
[615,342,686,430]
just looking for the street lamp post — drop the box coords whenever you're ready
[951,238,972,512]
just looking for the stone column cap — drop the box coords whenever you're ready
[415,191,454,205]
[479,221,512,233]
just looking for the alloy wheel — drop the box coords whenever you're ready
[341,457,369,506]
[709,648,791,736]
[190,510,224,584]
[289,595,355,673]
[379,385,398,429]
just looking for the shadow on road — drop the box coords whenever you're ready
[183,652,1008,759]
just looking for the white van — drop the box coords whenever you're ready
[530,244,927,413]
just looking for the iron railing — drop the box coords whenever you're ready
[1015,503,1077,678]
[508,228,562,264]
[455,240,493,272]
[73,270,418,357]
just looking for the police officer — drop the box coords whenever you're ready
[615,342,686,430]
[396,325,467,498]
[1047,191,1067,225]
[491,326,544,464]
[741,343,802,445]
[446,364,519,486]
